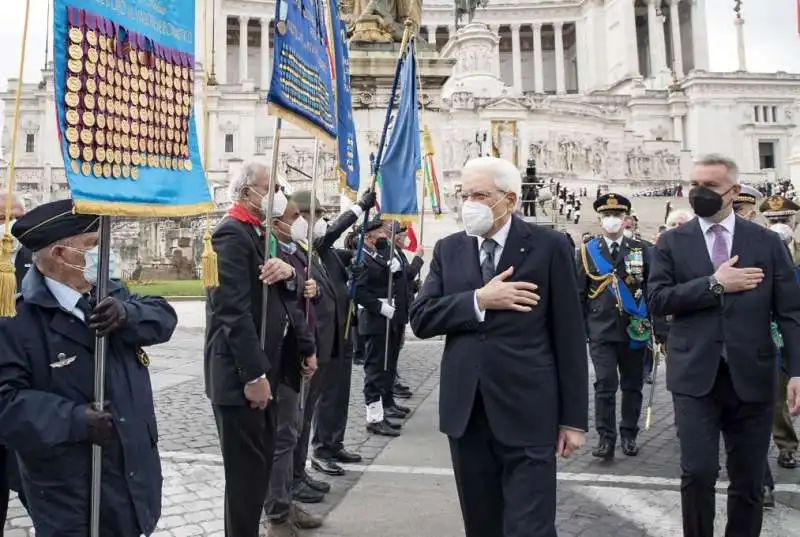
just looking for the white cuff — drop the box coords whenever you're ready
[379,299,395,319]
[350,205,364,217]
[473,291,486,323]
[247,374,266,385]
[390,259,402,273]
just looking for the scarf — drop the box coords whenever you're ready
[227,204,263,228]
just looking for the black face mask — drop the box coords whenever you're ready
[375,238,390,250]
[689,186,733,218]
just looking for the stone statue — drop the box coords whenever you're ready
[455,0,488,28]
[498,124,515,164]
[348,0,422,43]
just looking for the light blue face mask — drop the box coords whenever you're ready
[68,246,119,284]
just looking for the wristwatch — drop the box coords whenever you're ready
[708,275,725,296]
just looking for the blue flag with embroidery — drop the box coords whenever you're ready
[268,0,336,144]
[378,40,420,222]
[328,0,359,198]
[53,0,213,216]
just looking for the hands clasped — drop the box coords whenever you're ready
[715,255,764,293]
[476,267,540,313]
[244,377,273,410]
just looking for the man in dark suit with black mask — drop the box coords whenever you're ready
[648,154,800,537]
[410,156,588,537]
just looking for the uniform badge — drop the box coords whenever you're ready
[137,349,150,367]
[50,353,77,369]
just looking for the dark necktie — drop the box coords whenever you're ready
[610,242,619,262]
[481,239,498,284]
[76,294,93,323]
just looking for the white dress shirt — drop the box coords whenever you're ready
[697,210,735,262]
[44,277,86,322]
[473,216,513,322]
[603,235,622,253]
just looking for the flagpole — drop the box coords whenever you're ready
[260,118,283,349]
[384,224,398,372]
[300,138,321,410]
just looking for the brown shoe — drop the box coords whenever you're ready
[267,519,299,537]
[290,503,323,530]
[777,450,797,469]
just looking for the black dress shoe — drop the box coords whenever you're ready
[778,450,797,469]
[385,407,408,420]
[353,357,365,366]
[592,440,615,460]
[763,486,776,509]
[310,455,345,477]
[394,381,410,391]
[367,420,401,437]
[393,403,411,413]
[292,481,325,504]
[393,389,412,399]
[303,470,332,492]
[385,418,402,430]
[332,449,362,463]
[621,437,639,457]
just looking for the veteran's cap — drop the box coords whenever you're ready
[290,190,324,215]
[759,195,800,219]
[734,184,762,207]
[11,199,99,252]
[593,193,632,214]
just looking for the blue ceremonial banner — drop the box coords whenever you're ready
[328,0,360,198]
[53,0,213,216]
[268,0,337,145]
[378,40,420,222]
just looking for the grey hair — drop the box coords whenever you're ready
[462,156,522,204]
[228,162,268,202]
[694,153,739,184]
[666,208,694,228]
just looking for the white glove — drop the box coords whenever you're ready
[390,258,402,273]
[379,298,395,319]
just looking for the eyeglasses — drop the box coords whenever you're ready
[459,190,506,203]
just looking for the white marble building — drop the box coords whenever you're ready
[0,0,793,240]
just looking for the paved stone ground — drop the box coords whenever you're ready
[4,319,800,536]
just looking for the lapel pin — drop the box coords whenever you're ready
[520,247,525,252]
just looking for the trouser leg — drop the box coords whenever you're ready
[264,384,301,521]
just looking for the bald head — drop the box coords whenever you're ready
[0,195,24,223]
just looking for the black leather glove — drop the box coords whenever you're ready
[347,263,366,282]
[89,297,128,338]
[85,406,114,446]
[358,190,377,211]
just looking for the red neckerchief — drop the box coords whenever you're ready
[227,204,263,229]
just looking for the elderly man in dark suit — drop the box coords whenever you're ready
[410,156,588,537]
[648,154,800,537]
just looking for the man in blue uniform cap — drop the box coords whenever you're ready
[0,199,177,537]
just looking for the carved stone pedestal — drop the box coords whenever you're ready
[348,40,455,89]
[350,16,393,43]
[440,23,509,100]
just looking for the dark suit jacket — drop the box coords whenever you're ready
[409,215,589,447]
[647,216,800,402]
[576,236,650,342]
[354,248,395,336]
[393,249,424,324]
[278,247,317,390]
[204,217,310,406]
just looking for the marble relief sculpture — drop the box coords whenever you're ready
[347,0,422,42]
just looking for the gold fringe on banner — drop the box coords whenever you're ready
[200,0,219,289]
[73,200,215,218]
[0,0,33,317]
[267,103,336,149]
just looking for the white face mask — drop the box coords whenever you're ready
[601,216,623,234]
[63,245,119,284]
[622,229,634,239]
[770,223,794,243]
[290,216,309,242]
[462,197,507,238]
[268,190,288,218]
[312,218,327,239]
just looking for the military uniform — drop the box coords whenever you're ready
[0,200,177,537]
[577,193,650,459]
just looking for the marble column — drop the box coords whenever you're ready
[510,24,522,92]
[260,18,270,89]
[448,25,456,40]
[672,115,684,148]
[622,0,639,76]
[692,0,709,70]
[533,23,543,93]
[554,22,565,94]
[427,26,437,44]
[669,0,683,76]
[238,16,249,82]
[214,9,227,83]
[490,25,501,78]
[647,0,666,75]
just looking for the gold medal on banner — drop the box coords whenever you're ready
[112,164,121,178]
[129,49,137,65]
[166,141,173,154]
[65,127,79,143]
[96,146,106,162]
[131,122,140,137]
[160,128,167,142]
[69,27,83,44]
[82,111,95,128]
[68,144,80,160]
[147,82,154,96]
[92,162,102,177]
[108,54,116,70]
[131,166,140,180]
[99,63,107,80]
[81,161,92,176]
[147,139,155,153]
[66,76,81,92]
[98,82,107,98]
[124,62,132,76]
[68,44,82,60]
[139,93,148,108]
[99,51,108,66]
[99,35,107,51]
[84,94,96,110]
[121,133,130,148]
[122,75,130,91]
[65,92,79,108]
[184,159,192,172]
[114,149,122,164]
[114,116,122,131]
[66,109,79,126]
[181,66,189,80]
[148,125,155,139]
[123,151,131,165]
[138,50,146,65]
[122,89,130,103]
[96,130,105,146]
[122,164,130,179]
[80,129,93,145]
[140,65,149,80]
[68,59,82,74]
[86,30,97,47]
[147,154,156,167]
[172,157,179,170]
[70,159,80,174]
[113,132,121,149]
[166,129,173,141]
[131,106,139,121]
[85,62,96,76]
[82,146,94,162]
[132,63,139,77]
[88,48,99,65]
[166,62,174,77]
[102,163,112,178]
[121,104,129,119]
[114,71,122,87]
[106,115,115,132]
[86,78,97,94]
[97,95,107,113]
[114,85,122,101]
[131,78,139,93]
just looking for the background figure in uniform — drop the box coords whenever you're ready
[308,190,377,477]
[205,163,300,537]
[0,193,29,529]
[410,156,587,537]
[353,217,404,437]
[0,199,177,537]
[648,154,800,537]
[343,229,366,368]
[578,193,650,460]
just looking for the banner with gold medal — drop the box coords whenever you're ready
[54,0,213,216]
